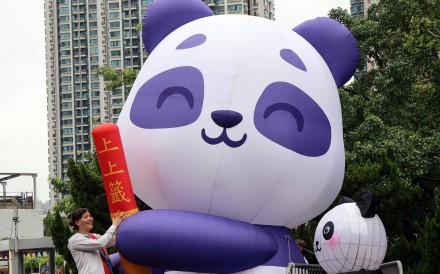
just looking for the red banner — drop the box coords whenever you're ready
[92,123,138,217]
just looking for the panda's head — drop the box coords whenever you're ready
[117,0,359,227]
[314,192,387,273]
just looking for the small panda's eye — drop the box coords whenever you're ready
[322,221,334,240]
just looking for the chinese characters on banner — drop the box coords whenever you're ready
[92,123,139,218]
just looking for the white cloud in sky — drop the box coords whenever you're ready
[0,0,350,203]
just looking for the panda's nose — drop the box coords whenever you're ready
[211,110,243,128]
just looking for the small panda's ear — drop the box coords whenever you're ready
[338,196,354,205]
[293,17,359,88]
[142,0,213,53]
[356,191,379,218]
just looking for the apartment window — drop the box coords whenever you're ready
[110,41,121,47]
[112,89,122,96]
[92,108,100,114]
[90,56,99,62]
[92,99,100,106]
[112,98,123,106]
[63,145,74,151]
[61,84,72,91]
[89,21,97,27]
[59,24,70,30]
[62,137,74,143]
[59,7,69,13]
[61,67,71,73]
[61,93,72,99]
[61,112,72,118]
[90,47,99,54]
[109,12,120,19]
[228,4,242,12]
[91,82,100,89]
[60,41,70,47]
[89,13,97,19]
[60,50,71,56]
[60,76,71,82]
[111,50,121,57]
[62,120,73,126]
[90,74,99,80]
[61,59,71,65]
[62,102,72,109]
[92,91,100,97]
[89,30,98,36]
[112,108,122,114]
[60,33,70,39]
[111,60,121,67]
[217,6,225,12]
[59,15,69,22]
[109,3,119,9]
[63,128,73,134]
[110,31,120,38]
[141,0,153,6]
[89,4,97,10]
[109,21,120,28]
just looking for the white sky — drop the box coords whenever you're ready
[0,0,350,203]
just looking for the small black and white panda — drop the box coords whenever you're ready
[314,191,387,274]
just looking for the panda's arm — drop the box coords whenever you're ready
[116,209,278,273]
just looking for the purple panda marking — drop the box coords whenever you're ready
[130,66,204,129]
[176,34,207,50]
[280,49,307,71]
[254,82,331,157]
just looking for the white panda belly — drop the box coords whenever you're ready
[166,265,287,274]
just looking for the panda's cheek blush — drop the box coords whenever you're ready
[328,234,339,249]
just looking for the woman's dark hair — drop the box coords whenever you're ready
[69,208,90,230]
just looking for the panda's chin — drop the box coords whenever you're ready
[201,128,247,148]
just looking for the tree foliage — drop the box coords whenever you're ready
[310,0,440,272]
[95,66,139,95]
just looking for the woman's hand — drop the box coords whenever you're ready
[112,211,128,228]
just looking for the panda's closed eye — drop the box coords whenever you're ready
[157,86,195,109]
[263,103,304,132]
[254,82,331,157]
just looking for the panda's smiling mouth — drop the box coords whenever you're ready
[201,128,247,148]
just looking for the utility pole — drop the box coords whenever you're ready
[12,199,23,274]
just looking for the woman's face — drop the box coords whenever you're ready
[75,211,93,232]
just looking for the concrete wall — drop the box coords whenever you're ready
[0,209,44,239]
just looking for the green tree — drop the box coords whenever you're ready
[322,0,439,271]
[23,257,39,274]
[95,66,139,97]
[49,210,76,273]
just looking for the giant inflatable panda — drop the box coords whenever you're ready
[115,0,359,273]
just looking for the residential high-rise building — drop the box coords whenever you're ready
[44,0,152,206]
[204,0,275,20]
[350,0,379,16]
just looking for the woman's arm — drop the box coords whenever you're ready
[69,225,116,251]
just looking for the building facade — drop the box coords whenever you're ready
[44,0,152,206]
[204,0,275,20]
[350,0,379,16]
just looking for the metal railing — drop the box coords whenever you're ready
[290,261,403,274]
[0,192,34,209]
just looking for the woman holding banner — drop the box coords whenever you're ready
[67,208,128,274]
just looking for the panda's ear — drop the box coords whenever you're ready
[293,17,359,88]
[142,0,213,53]
[338,196,354,205]
[356,191,379,218]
